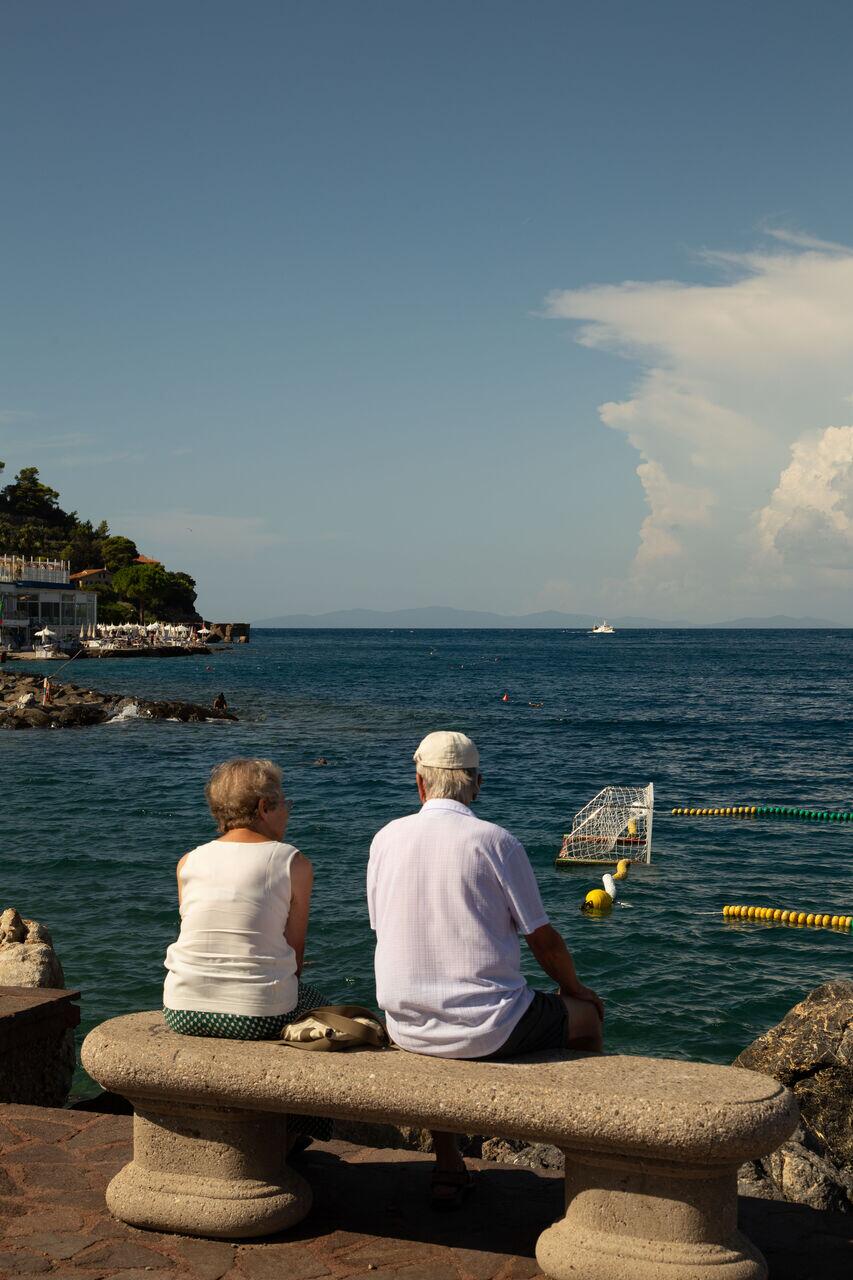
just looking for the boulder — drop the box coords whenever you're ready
[0,908,27,943]
[763,1131,853,1213]
[52,702,107,727]
[0,909,75,1107]
[734,980,853,1211]
[0,711,31,729]
[481,1136,565,1170]
[18,706,52,727]
[0,937,65,988]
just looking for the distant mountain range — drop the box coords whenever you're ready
[253,606,842,629]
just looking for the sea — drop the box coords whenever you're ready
[3,627,851,1096]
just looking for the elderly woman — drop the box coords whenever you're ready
[163,757,331,1141]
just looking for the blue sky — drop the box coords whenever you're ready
[2,1,852,621]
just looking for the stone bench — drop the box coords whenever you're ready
[82,1012,798,1280]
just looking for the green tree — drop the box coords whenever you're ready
[100,535,139,572]
[0,467,66,525]
[162,570,197,617]
[59,520,106,573]
[111,563,171,622]
[95,596,137,624]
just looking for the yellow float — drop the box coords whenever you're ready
[723,904,851,931]
[581,859,630,915]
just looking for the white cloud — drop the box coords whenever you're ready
[755,426,853,584]
[545,232,853,614]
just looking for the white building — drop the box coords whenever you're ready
[0,556,97,647]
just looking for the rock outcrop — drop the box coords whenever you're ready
[0,671,237,729]
[0,907,65,987]
[0,908,76,1106]
[734,980,853,1212]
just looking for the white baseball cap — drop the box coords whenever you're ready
[413,731,480,770]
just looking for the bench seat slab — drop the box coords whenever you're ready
[107,1099,311,1239]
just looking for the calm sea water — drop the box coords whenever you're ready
[3,628,851,1094]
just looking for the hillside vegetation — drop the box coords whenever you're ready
[0,461,199,623]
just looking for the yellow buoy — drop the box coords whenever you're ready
[583,888,612,912]
[831,915,839,927]
[773,909,782,921]
[780,910,789,923]
[806,913,815,926]
[796,911,806,925]
[614,858,631,881]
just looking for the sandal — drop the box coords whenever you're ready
[429,1168,474,1212]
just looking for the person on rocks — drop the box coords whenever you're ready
[367,731,604,1209]
[212,691,227,712]
[163,757,332,1147]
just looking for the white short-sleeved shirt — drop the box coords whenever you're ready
[163,839,299,1017]
[367,799,550,1058]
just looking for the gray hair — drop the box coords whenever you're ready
[417,764,480,805]
[206,758,282,833]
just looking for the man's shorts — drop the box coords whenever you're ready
[477,990,568,1060]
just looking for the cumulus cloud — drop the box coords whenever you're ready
[545,231,853,614]
[756,426,853,583]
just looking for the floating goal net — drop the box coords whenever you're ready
[555,783,654,865]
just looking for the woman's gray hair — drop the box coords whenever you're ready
[206,758,282,833]
[417,764,480,805]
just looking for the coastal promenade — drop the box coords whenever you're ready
[0,1102,849,1280]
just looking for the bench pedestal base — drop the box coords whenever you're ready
[106,1100,311,1239]
[536,1151,767,1280]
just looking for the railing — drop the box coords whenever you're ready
[0,556,71,585]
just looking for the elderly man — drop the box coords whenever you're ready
[367,730,603,1208]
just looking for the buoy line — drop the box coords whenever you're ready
[723,904,852,930]
[672,805,853,821]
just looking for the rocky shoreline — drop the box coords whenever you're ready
[0,669,236,729]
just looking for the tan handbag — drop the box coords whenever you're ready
[280,1004,389,1051]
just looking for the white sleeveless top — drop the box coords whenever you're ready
[163,839,299,1016]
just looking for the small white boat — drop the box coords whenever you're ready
[590,620,615,634]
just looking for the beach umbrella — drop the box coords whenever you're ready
[35,627,56,638]
[147,622,158,632]
[198,624,211,637]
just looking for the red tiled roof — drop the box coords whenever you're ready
[133,555,161,565]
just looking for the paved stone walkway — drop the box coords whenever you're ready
[0,1102,850,1279]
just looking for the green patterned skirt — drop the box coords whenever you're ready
[163,981,333,1142]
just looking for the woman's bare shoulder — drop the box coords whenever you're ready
[289,849,314,878]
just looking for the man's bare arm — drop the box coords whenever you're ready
[525,923,604,1020]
